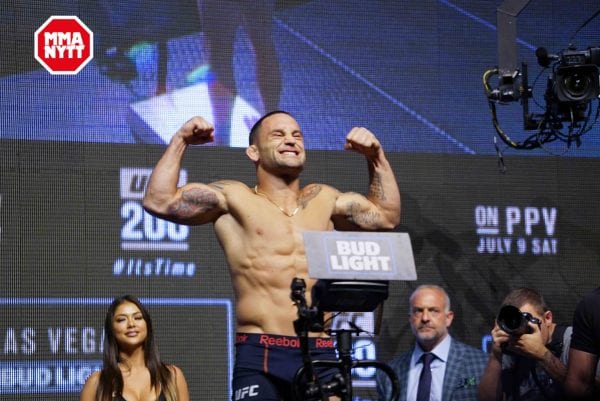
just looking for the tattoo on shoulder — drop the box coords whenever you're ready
[299,185,322,209]
[169,188,219,218]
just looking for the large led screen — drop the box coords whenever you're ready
[2,1,599,155]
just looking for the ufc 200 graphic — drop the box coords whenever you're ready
[114,168,196,277]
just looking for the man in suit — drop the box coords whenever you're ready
[376,285,487,401]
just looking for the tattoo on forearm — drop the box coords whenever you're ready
[347,201,381,227]
[168,188,218,218]
[299,185,321,209]
[369,173,386,201]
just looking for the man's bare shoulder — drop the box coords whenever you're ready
[302,183,339,196]
[298,184,343,215]
[303,183,365,202]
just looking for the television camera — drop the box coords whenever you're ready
[483,1,600,152]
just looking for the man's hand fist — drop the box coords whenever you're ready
[180,116,215,145]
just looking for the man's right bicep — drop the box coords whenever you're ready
[165,184,226,224]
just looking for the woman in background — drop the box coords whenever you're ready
[80,295,190,401]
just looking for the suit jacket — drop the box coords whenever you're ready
[376,337,487,401]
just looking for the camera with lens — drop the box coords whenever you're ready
[550,46,600,103]
[496,304,542,336]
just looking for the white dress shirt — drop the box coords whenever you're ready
[406,334,452,401]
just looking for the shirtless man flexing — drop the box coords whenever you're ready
[143,111,401,400]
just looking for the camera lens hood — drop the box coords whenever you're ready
[497,304,529,335]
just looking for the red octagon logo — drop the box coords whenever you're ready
[34,16,94,75]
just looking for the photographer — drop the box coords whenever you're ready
[478,288,570,401]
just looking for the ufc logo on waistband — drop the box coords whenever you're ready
[235,385,259,400]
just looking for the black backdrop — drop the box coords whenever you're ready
[1,142,599,399]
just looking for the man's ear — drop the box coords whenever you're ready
[445,310,455,328]
[246,145,259,162]
[543,310,553,324]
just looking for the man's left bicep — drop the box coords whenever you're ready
[334,192,386,230]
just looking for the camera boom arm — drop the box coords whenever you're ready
[496,0,531,101]
[484,1,600,152]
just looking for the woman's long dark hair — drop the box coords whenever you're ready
[96,295,178,401]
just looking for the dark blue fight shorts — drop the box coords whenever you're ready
[232,333,339,401]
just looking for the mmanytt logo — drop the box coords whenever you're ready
[475,205,558,255]
[34,16,93,75]
[115,168,196,277]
